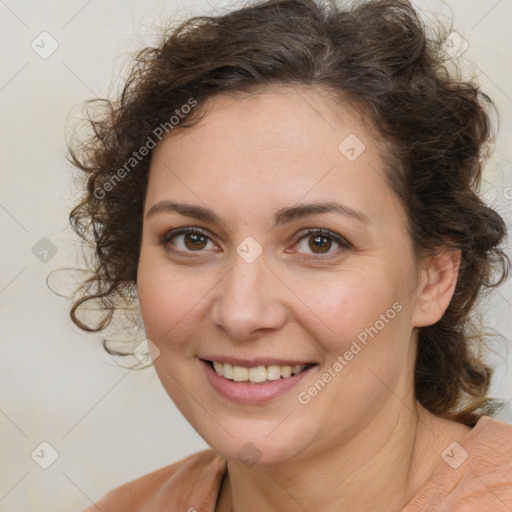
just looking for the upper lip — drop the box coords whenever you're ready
[200,356,317,367]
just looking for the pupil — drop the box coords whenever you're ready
[310,235,330,253]
[185,233,206,250]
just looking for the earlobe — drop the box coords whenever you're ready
[411,248,461,328]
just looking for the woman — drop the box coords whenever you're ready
[68,0,512,510]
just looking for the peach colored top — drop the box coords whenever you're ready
[84,415,512,511]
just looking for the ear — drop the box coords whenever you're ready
[411,247,461,328]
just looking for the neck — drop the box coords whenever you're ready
[217,402,470,512]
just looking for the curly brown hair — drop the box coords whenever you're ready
[65,0,510,427]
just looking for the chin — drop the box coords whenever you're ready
[195,418,316,467]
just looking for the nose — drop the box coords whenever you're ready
[210,251,288,341]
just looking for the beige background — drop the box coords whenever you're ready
[0,1,511,510]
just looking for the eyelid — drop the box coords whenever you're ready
[290,228,352,258]
[296,228,351,248]
[160,226,211,242]
[159,226,217,253]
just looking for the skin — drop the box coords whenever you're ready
[136,85,471,512]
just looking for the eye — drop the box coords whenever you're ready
[160,227,217,254]
[159,227,351,258]
[292,228,351,257]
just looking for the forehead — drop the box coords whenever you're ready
[145,87,400,234]
[167,86,372,157]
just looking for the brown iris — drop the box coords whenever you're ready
[184,232,208,251]
[308,234,331,254]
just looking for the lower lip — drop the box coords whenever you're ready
[200,358,317,404]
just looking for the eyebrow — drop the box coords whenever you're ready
[146,200,370,227]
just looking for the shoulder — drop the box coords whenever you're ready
[82,449,226,512]
[464,415,512,482]
[446,415,512,509]
[411,415,512,510]
[403,416,512,511]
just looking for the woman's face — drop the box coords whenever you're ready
[137,86,429,465]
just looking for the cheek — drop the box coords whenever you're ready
[296,267,403,349]
[136,257,215,347]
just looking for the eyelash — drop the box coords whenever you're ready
[159,227,352,258]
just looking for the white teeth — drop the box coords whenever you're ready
[211,361,308,382]
[266,365,282,381]
[248,365,267,383]
[223,363,233,379]
[233,366,249,381]
[281,365,292,378]
[213,362,224,376]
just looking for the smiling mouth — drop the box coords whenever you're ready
[202,359,317,384]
